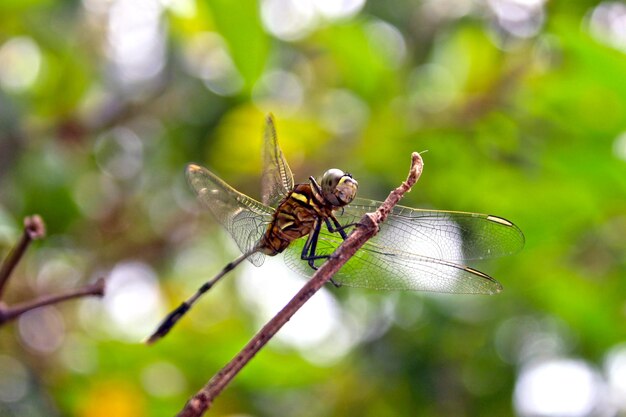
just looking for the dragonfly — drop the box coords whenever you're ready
[147,114,524,344]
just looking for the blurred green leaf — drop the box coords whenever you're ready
[316,20,398,100]
[208,0,269,93]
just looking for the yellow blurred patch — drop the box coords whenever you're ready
[78,380,145,417]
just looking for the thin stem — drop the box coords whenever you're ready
[177,152,424,417]
[0,278,105,325]
[0,215,46,300]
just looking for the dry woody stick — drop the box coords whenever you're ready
[177,152,424,417]
[0,215,106,326]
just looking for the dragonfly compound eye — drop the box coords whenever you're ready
[321,169,345,194]
[321,169,358,206]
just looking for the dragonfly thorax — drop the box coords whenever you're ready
[317,168,358,208]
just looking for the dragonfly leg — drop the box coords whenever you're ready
[325,215,359,239]
[300,219,343,288]
[301,218,326,270]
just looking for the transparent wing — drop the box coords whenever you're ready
[186,164,274,266]
[261,114,294,207]
[284,235,502,294]
[282,198,524,293]
[338,198,525,261]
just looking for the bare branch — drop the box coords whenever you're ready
[177,152,424,417]
[0,215,46,300]
[0,214,106,326]
[0,278,106,325]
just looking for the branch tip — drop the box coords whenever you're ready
[0,215,48,299]
[91,277,106,297]
[24,215,46,240]
[409,152,424,185]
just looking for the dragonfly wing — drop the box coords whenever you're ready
[186,164,274,266]
[337,198,525,261]
[283,233,502,294]
[261,114,294,207]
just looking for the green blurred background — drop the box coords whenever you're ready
[1,0,625,416]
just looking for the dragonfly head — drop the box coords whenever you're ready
[319,168,358,207]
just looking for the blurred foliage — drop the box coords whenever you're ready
[1,1,626,417]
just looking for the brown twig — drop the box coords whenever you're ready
[0,278,106,325]
[177,152,424,417]
[0,214,106,325]
[0,215,46,299]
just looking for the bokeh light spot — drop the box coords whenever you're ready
[495,316,574,365]
[101,261,165,341]
[366,20,407,67]
[94,127,144,180]
[35,256,83,293]
[141,361,187,397]
[0,355,29,403]
[183,32,243,96]
[604,343,626,411]
[588,2,626,52]
[253,69,304,114]
[422,0,473,21]
[237,257,355,365]
[107,0,165,87]
[160,0,196,17]
[18,306,66,354]
[59,334,99,374]
[261,0,317,41]
[612,131,626,162]
[514,358,604,417]
[260,0,365,40]
[314,0,365,19]
[318,89,368,135]
[73,172,122,220]
[0,37,42,92]
[487,0,546,39]
[408,64,458,113]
